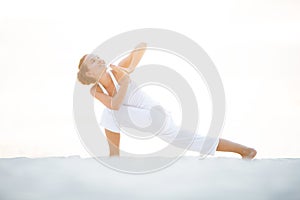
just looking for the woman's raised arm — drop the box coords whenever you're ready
[117,42,147,73]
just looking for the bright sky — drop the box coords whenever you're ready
[0,0,300,158]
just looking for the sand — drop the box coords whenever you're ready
[0,156,299,200]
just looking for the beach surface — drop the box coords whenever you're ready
[0,156,299,200]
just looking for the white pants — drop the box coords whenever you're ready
[99,105,219,155]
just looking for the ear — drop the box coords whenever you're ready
[85,71,94,78]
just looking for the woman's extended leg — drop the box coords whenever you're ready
[216,138,257,159]
[105,129,120,157]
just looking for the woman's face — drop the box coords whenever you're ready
[84,54,106,80]
[85,54,106,70]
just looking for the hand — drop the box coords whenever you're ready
[135,42,147,49]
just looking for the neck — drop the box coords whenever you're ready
[97,70,109,84]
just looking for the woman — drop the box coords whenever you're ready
[77,42,257,159]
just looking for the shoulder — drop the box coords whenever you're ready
[110,67,129,82]
[90,83,103,94]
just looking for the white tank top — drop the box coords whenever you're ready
[97,67,120,95]
[97,67,161,109]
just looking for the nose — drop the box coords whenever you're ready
[95,56,100,61]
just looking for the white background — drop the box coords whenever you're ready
[0,0,299,158]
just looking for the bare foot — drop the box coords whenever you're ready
[240,148,257,160]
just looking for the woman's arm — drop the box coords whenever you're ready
[90,74,130,110]
[117,42,147,73]
[90,83,103,94]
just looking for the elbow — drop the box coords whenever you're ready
[90,86,96,96]
[110,102,121,110]
[110,105,121,110]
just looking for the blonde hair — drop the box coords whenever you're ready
[77,54,97,85]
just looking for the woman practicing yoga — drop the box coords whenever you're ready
[77,42,257,159]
